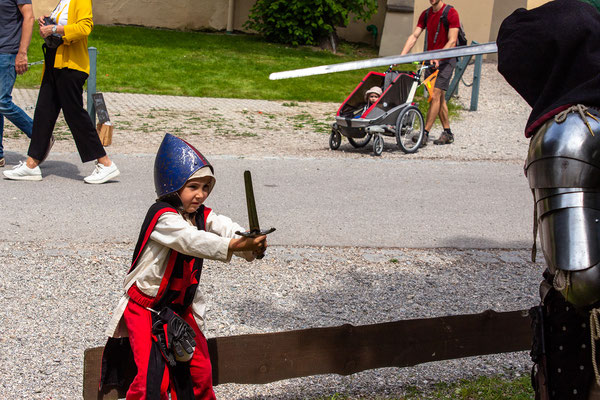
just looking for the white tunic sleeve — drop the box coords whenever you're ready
[149,211,233,261]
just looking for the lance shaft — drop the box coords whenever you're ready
[269,42,498,80]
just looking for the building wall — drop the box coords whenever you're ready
[489,0,527,48]
[410,0,497,53]
[33,0,239,30]
[337,0,388,46]
[32,0,387,45]
[32,0,553,55]
[380,0,551,58]
[378,0,415,56]
[527,0,552,9]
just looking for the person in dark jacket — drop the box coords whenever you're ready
[497,1,600,398]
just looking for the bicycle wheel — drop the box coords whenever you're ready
[372,134,384,156]
[329,129,341,150]
[395,106,424,154]
[348,133,372,148]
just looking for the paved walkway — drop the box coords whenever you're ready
[13,88,295,114]
[6,78,534,249]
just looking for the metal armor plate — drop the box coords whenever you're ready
[526,110,600,307]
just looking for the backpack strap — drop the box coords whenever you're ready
[423,7,431,51]
[432,4,451,47]
[441,5,452,33]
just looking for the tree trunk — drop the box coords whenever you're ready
[319,31,338,53]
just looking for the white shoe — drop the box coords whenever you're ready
[84,161,120,184]
[3,161,42,181]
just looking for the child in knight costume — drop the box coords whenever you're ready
[497,0,600,398]
[100,133,267,399]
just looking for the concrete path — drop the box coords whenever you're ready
[5,83,534,249]
[12,88,295,114]
[0,151,531,249]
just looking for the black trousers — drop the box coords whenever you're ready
[28,46,106,163]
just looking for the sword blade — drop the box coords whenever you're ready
[243,170,260,232]
[269,42,498,80]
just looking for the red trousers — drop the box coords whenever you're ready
[123,301,216,400]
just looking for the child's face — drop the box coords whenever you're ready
[178,177,213,213]
[368,93,379,103]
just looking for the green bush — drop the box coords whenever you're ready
[245,0,377,46]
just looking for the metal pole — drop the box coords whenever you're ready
[470,53,483,111]
[87,47,97,126]
[226,0,235,33]
[445,54,471,101]
[269,41,497,80]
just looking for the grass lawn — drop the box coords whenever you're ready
[18,25,389,102]
[17,25,444,111]
[318,374,534,400]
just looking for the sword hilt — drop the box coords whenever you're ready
[235,228,276,238]
[235,228,276,259]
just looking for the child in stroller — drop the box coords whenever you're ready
[352,86,383,118]
[330,63,434,156]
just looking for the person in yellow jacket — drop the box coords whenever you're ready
[3,0,120,184]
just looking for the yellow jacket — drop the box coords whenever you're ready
[53,0,94,74]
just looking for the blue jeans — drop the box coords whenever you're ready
[0,52,33,158]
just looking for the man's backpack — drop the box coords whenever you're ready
[424,4,467,50]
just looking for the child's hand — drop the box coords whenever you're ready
[229,235,268,260]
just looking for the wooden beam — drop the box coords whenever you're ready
[84,309,532,399]
[209,309,531,384]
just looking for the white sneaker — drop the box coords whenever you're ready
[84,161,120,184]
[3,161,42,181]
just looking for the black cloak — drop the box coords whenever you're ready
[497,0,600,136]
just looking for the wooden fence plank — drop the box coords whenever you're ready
[84,309,532,399]
[209,309,532,384]
[84,347,119,400]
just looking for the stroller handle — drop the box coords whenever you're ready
[387,62,436,74]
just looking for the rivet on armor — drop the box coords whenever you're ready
[557,368,562,373]
[562,326,567,331]
[559,345,563,350]
[582,323,586,328]
[582,344,587,349]
[580,365,585,370]
[566,306,570,311]
[574,389,578,394]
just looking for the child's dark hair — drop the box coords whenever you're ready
[157,193,183,210]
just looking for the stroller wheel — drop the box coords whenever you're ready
[395,105,424,154]
[373,134,384,156]
[348,134,372,148]
[329,129,341,150]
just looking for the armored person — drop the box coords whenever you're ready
[497,0,600,398]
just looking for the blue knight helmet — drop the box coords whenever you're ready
[154,133,214,199]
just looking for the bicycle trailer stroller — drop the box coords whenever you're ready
[329,65,431,156]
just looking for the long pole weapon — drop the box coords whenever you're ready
[269,42,498,80]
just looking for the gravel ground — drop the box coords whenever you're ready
[0,242,539,399]
[0,61,541,399]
